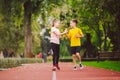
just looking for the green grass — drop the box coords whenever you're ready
[83,61,120,72]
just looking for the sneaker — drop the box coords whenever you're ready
[80,64,84,69]
[73,66,77,70]
[52,66,56,71]
[55,64,60,70]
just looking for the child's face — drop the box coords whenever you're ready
[70,21,76,28]
[54,20,60,28]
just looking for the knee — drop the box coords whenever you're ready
[76,53,80,57]
[72,54,76,58]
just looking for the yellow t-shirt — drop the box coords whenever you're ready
[67,27,83,47]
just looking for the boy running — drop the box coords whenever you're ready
[67,19,84,70]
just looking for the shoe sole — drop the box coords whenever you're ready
[80,66,84,69]
[73,67,77,71]
[52,68,56,71]
[74,69,77,70]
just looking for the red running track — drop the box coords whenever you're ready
[0,62,120,80]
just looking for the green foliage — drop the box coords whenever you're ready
[0,0,24,53]
[102,0,120,51]
[0,58,42,68]
[83,61,120,72]
[0,0,120,57]
[60,39,70,57]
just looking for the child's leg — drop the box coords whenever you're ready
[51,43,56,66]
[72,54,76,66]
[76,53,81,64]
[56,44,60,65]
[76,46,82,64]
[76,52,83,69]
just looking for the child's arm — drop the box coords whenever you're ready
[53,28,68,37]
[75,29,84,38]
[75,34,84,38]
[52,31,61,37]
[60,28,68,35]
[66,31,71,39]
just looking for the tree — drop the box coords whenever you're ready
[23,0,43,57]
[103,0,120,51]
[1,0,120,58]
[0,0,24,54]
[0,0,65,57]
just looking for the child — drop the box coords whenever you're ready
[50,19,67,70]
[67,19,84,70]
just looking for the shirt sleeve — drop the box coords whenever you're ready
[51,27,60,36]
[67,30,71,39]
[78,28,83,35]
[51,27,56,33]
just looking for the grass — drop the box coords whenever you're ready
[1,57,120,72]
[0,58,42,68]
[83,61,120,72]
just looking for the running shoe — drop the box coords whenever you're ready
[73,66,77,70]
[55,64,60,70]
[80,64,84,69]
[52,66,56,71]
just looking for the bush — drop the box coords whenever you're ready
[0,58,42,68]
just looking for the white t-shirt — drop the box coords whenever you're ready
[50,27,60,44]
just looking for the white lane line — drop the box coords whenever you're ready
[52,71,57,80]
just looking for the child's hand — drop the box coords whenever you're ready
[64,28,68,34]
[61,28,68,35]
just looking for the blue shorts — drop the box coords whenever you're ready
[70,46,81,54]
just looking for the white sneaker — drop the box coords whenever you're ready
[73,66,77,70]
[80,64,84,69]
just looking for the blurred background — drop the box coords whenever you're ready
[0,0,120,59]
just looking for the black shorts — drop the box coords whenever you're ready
[70,46,81,54]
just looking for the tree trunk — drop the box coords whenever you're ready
[103,23,107,51]
[24,1,33,57]
[97,27,102,51]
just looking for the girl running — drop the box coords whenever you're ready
[50,19,67,70]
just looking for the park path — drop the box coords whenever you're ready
[0,62,120,80]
